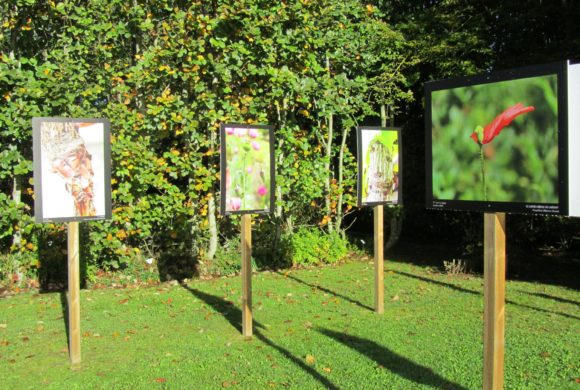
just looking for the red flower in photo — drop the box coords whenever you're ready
[470,103,535,145]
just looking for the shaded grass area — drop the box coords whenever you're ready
[0,260,578,389]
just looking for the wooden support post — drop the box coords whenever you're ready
[241,214,253,337]
[483,213,506,390]
[374,205,384,314]
[67,221,81,365]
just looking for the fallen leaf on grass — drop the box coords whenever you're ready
[391,295,400,301]
[323,367,332,373]
[154,378,167,383]
[305,354,316,366]
[22,336,29,342]
[118,298,129,305]
[1,339,9,346]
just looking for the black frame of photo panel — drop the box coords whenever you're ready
[33,117,112,223]
[356,126,403,207]
[219,123,276,215]
[424,61,569,215]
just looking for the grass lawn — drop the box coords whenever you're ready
[0,258,578,389]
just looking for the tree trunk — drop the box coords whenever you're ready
[325,112,334,233]
[334,125,349,234]
[12,176,22,249]
[272,98,287,256]
[206,194,217,259]
[324,55,335,233]
[205,124,219,260]
[9,47,22,249]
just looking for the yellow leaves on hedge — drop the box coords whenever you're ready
[116,230,127,240]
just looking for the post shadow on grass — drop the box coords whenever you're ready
[59,290,70,350]
[276,271,374,312]
[318,328,468,390]
[516,290,580,307]
[179,282,339,390]
[396,270,580,321]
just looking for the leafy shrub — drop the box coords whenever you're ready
[0,251,38,288]
[281,227,349,267]
[198,236,257,277]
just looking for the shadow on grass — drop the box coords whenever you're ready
[59,291,69,351]
[386,237,580,291]
[277,272,374,312]
[179,282,339,390]
[396,271,580,321]
[516,290,580,307]
[318,328,468,390]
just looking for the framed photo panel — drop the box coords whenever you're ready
[568,61,580,217]
[357,126,402,206]
[220,123,275,215]
[425,61,569,215]
[33,117,112,223]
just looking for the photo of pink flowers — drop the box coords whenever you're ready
[220,124,274,215]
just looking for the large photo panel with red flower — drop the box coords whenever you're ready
[220,124,275,215]
[33,117,112,223]
[425,62,569,215]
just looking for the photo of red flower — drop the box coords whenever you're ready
[430,74,558,204]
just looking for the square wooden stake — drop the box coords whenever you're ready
[241,214,253,337]
[374,205,384,314]
[67,221,81,365]
[483,212,506,390]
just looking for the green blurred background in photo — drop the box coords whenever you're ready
[431,75,558,203]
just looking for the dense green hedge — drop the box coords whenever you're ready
[0,1,415,284]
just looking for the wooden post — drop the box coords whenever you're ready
[241,214,253,337]
[483,213,506,390]
[67,221,81,365]
[374,205,384,314]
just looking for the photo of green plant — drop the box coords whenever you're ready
[431,74,558,203]
[359,128,399,205]
[221,125,273,214]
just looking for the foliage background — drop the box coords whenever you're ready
[1,0,580,286]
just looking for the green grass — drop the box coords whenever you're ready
[0,259,578,389]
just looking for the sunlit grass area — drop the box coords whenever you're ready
[1,259,578,389]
